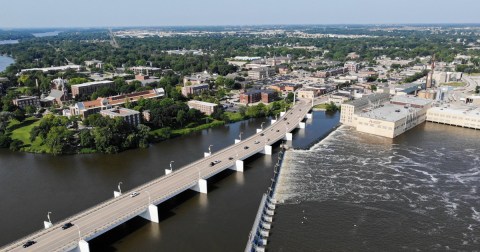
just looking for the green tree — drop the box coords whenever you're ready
[44,126,73,155]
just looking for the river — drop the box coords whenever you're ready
[0,55,14,72]
[271,122,480,251]
[0,111,339,251]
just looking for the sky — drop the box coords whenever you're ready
[0,0,479,28]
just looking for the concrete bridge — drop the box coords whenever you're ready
[1,99,314,252]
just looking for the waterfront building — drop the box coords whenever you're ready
[187,100,218,115]
[354,96,433,138]
[19,64,81,74]
[340,93,391,126]
[426,104,480,130]
[297,87,326,99]
[100,107,141,126]
[71,80,115,98]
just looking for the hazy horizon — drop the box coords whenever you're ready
[1,0,479,29]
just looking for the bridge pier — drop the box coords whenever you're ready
[139,204,159,223]
[261,145,272,155]
[280,111,286,117]
[165,169,172,175]
[229,160,244,172]
[297,122,306,129]
[204,152,211,158]
[235,139,241,144]
[256,128,263,133]
[191,179,208,194]
[270,119,277,124]
[284,133,293,141]
[305,113,312,119]
[72,240,90,252]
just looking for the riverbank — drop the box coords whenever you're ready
[5,114,262,155]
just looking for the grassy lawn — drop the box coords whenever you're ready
[313,103,328,110]
[172,120,225,136]
[8,118,50,153]
[440,82,466,87]
[224,111,245,122]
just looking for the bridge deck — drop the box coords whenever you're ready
[2,100,312,252]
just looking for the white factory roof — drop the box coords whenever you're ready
[358,103,422,122]
[187,100,218,107]
[391,95,433,107]
[428,104,480,117]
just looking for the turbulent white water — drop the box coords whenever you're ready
[275,125,480,248]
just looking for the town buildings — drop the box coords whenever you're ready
[297,87,326,99]
[187,100,218,115]
[344,61,360,72]
[70,88,164,118]
[129,66,161,76]
[248,67,276,79]
[100,107,141,126]
[71,80,115,98]
[12,96,40,109]
[340,93,391,126]
[239,90,279,104]
[181,83,210,97]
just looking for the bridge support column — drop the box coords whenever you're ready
[191,179,208,194]
[165,169,172,175]
[229,160,244,172]
[280,112,286,117]
[305,113,312,119]
[204,152,211,158]
[72,240,90,252]
[43,221,53,229]
[284,133,293,141]
[113,191,122,198]
[271,119,277,124]
[139,204,159,223]
[297,122,306,129]
[262,145,272,155]
[235,139,241,144]
[256,129,262,133]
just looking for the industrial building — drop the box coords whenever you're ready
[340,93,390,126]
[353,96,433,138]
[426,105,480,130]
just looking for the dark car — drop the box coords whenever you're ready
[23,240,36,248]
[283,117,287,120]
[210,162,215,166]
[228,157,234,160]
[244,146,249,149]
[62,222,74,230]
[260,133,264,136]
[276,129,280,132]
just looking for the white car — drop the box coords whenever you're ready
[130,192,140,197]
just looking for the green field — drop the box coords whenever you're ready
[440,82,466,87]
[8,118,49,153]
[224,111,245,122]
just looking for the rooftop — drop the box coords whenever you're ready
[428,104,480,117]
[390,95,432,107]
[358,103,422,122]
[71,80,114,88]
[187,100,218,107]
[101,107,140,117]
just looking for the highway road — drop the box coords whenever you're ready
[2,99,313,252]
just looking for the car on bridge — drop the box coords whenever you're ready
[244,146,249,149]
[22,240,36,248]
[62,222,74,230]
[130,192,140,197]
[210,160,221,166]
[254,141,260,144]
[228,157,234,160]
